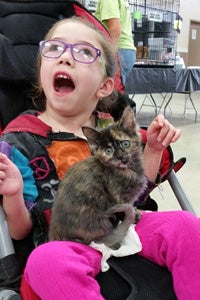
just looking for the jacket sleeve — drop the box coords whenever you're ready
[0,141,38,210]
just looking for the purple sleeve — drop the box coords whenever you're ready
[135,178,158,206]
[0,141,12,157]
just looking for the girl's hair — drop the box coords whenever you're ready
[33,16,116,111]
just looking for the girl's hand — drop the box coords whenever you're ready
[0,153,23,196]
[146,114,181,152]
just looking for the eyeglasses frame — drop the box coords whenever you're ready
[39,39,102,64]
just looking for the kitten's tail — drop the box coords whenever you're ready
[97,203,141,250]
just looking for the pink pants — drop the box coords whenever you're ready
[22,211,200,300]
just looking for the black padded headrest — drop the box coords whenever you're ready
[0,0,86,80]
[0,0,98,128]
[0,0,123,129]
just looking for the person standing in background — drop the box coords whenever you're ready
[95,0,136,88]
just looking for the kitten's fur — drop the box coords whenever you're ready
[49,106,147,249]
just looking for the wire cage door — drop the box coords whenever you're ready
[129,0,181,66]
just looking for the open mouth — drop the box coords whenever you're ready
[54,73,75,93]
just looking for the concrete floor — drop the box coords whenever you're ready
[131,91,200,217]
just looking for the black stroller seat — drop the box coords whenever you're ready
[0,1,196,299]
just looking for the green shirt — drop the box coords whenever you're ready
[95,0,135,50]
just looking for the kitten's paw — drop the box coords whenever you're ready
[107,203,141,225]
[133,207,142,223]
[126,206,141,224]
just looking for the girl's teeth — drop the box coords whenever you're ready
[57,74,69,79]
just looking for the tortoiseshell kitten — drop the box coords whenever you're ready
[49,106,147,249]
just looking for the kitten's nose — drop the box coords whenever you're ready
[121,157,128,163]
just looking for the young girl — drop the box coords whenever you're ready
[0,17,199,300]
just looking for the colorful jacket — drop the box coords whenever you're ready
[0,110,162,246]
[0,110,91,245]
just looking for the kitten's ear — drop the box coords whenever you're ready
[82,126,102,146]
[119,106,137,131]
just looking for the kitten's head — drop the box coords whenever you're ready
[82,106,142,169]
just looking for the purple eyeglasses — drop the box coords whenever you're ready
[39,39,101,64]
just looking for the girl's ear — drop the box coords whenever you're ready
[97,77,114,98]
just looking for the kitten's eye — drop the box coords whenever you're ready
[105,147,113,155]
[121,140,130,148]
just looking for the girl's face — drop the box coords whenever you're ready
[40,21,114,119]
